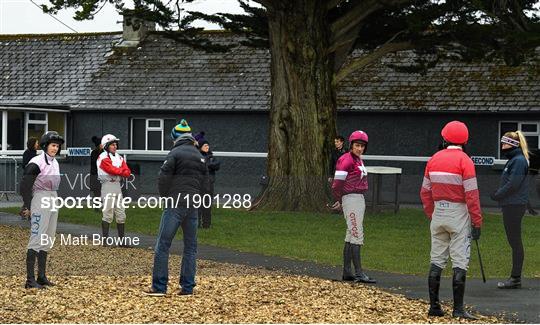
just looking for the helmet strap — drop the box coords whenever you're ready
[43,149,57,164]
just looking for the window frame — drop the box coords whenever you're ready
[0,109,68,152]
[131,118,175,151]
[1,111,6,151]
[24,112,48,148]
[146,119,163,150]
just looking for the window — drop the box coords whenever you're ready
[8,111,24,150]
[131,118,178,151]
[0,110,66,151]
[499,121,540,157]
[26,112,47,146]
[0,111,4,150]
[132,119,146,150]
[147,119,162,150]
[47,112,66,149]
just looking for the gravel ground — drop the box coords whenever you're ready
[0,225,503,323]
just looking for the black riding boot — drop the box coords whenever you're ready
[37,250,54,286]
[25,249,43,289]
[117,223,130,247]
[342,242,354,281]
[101,220,110,247]
[351,244,376,283]
[452,268,477,320]
[497,276,521,289]
[428,264,445,316]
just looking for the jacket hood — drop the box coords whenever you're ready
[173,134,196,148]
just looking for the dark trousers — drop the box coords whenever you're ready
[502,204,526,278]
[199,185,214,228]
[198,206,212,228]
[89,176,101,198]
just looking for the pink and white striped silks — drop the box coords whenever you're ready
[332,152,368,202]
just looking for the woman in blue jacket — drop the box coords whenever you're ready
[491,131,530,289]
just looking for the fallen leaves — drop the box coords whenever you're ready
[0,225,503,323]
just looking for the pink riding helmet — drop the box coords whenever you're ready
[349,130,368,144]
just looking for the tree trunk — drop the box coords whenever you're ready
[253,1,337,212]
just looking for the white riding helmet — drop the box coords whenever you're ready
[101,134,119,151]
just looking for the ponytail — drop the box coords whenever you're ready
[515,131,530,161]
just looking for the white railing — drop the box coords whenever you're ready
[0,156,18,197]
[117,150,268,158]
[0,150,507,165]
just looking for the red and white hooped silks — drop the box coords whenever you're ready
[420,146,482,227]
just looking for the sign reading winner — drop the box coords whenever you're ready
[67,147,92,157]
[471,156,495,166]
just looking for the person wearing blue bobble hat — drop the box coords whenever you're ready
[144,118,208,296]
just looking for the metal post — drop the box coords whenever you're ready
[371,174,378,211]
[394,174,401,214]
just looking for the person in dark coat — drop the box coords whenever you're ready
[20,137,39,220]
[329,135,348,183]
[89,136,103,199]
[198,140,220,228]
[143,119,208,296]
[490,131,530,289]
[22,137,39,167]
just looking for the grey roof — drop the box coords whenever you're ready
[78,32,270,111]
[0,33,121,108]
[338,50,540,112]
[1,32,538,112]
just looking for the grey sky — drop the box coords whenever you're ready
[0,0,247,34]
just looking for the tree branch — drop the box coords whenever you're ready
[511,0,530,31]
[326,0,344,10]
[333,41,413,85]
[330,0,414,42]
[330,23,364,73]
[176,0,182,27]
[330,0,381,42]
[251,0,273,9]
[489,0,530,32]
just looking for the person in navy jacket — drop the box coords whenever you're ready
[491,131,530,289]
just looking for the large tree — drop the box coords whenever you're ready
[44,0,540,211]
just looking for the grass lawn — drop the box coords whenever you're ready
[1,205,538,278]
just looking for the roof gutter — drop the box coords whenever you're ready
[0,105,70,113]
